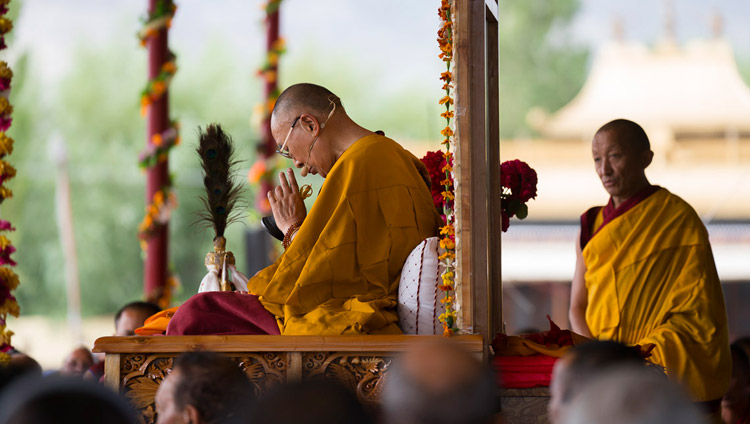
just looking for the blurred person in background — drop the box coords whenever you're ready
[250,379,373,424]
[561,365,706,424]
[0,375,136,424]
[0,349,42,395]
[58,346,94,377]
[722,343,750,424]
[154,351,253,424]
[382,339,498,424]
[548,340,649,424]
[86,301,162,381]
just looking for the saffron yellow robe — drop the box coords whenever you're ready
[248,134,442,335]
[583,188,730,402]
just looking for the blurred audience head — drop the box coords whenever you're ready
[115,301,161,336]
[0,350,42,394]
[60,346,94,377]
[0,375,136,424]
[382,339,497,424]
[560,365,705,424]
[722,343,750,424]
[549,340,648,424]
[250,379,372,424]
[155,351,252,424]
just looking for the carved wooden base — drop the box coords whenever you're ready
[94,335,483,424]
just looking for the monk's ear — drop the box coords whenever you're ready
[299,115,319,134]
[184,404,201,424]
[641,149,654,169]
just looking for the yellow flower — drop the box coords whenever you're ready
[440,224,455,236]
[174,136,181,146]
[438,95,454,106]
[440,178,452,187]
[152,80,166,95]
[153,190,165,205]
[161,61,177,74]
[440,126,454,137]
[441,190,454,201]
[0,97,13,115]
[247,160,267,184]
[438,251,455,261]
[441,163,453,173]
[0,61,12,80]
[440,71,452,82]
[272,38,286,51]
[440,237,455,250]
[440,296,454,304]
[0,186,13,199]
[0,18,13,35]
[0,297,20,318]
[0,133,13,156]
[0,267,19,291]
[268,52,279,66]
[152,133,163,147]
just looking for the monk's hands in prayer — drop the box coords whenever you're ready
[268,168,307,235]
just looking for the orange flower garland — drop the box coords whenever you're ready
[0,0,16,366]
[250,0,285,216]
[138,1,179,308]
[436,0,457,335]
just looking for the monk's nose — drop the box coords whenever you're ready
[294,159,304,169]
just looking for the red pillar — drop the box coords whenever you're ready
[261,9,279,159]
[144,0,170,303]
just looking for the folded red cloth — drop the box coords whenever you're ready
[166,291,281,336]
[493,355,558,388]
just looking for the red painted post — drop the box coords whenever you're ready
[261,8,279,159]
[144,0,170,303]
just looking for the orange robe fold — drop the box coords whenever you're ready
[582,188,730,402]
[248,134,441,335]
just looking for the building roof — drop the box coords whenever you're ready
[541,38,750,139]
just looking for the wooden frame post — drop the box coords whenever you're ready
[454,0,500,351]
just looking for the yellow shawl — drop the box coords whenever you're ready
[583,188,730,401]
[248,134,441,335]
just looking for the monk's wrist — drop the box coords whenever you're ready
[282,221,303,249]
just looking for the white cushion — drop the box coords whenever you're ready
[398,237,447,335]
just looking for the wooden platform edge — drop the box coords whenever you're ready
[93,334,484,354]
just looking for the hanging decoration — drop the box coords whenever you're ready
[248,0,285,216]
[139,0,179,307]
[0,0,17,366]
[435,0,457,336]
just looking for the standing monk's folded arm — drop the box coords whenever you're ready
[570,230,593,338]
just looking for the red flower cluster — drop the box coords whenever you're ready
[421,150,453,222]
[421,150,446,209]
[501,159,538,232]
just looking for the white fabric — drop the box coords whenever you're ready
[397,237,447,335]
[197,263,249,293]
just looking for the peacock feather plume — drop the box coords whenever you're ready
[195,124,245,238]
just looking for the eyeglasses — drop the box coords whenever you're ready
[276,116,301,159]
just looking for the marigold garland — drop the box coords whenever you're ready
[137,0,176,46]
[250,1,285,216]
[137,183,177,249]
[436,0,457,336]
[0,1,17,366]
[138,121,181,169]
[140,55,177,116]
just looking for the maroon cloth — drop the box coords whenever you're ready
[579,185,661,249]
[166,292,281,336]
[493,355,558,388]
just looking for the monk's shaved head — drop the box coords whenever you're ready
[595,119,651,152]
[272,83,343,123]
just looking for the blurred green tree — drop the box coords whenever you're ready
[499,0,589,139]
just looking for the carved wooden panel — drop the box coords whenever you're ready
[500,388,550,424]
[302,352,392,406]
[119,353,290,424]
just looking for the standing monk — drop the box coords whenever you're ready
[569,119,730,413]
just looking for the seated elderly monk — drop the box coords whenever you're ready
[138,83,441,336]
[569,119,730,410]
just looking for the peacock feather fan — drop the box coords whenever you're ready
[195,124,245,238]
